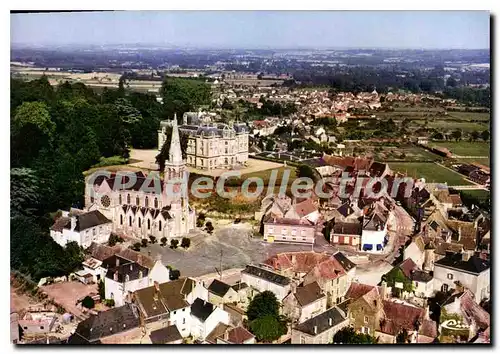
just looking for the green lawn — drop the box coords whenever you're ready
[429,141,490,156]
[389,162,473,185]
[447,111,490,121]
[242,166,297,185]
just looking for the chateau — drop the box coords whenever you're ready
[85,118,195,241]
[158,111,249,170]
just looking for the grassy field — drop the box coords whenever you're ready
[447,111,490,121]
[455,157,490,166]
[241,166,297,185]
[429,141,490,156]
[389,162,473,185]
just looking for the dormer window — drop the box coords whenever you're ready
[125,274,130,282]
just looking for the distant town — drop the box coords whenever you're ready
[11,12,490,346]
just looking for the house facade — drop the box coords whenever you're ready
[291,307,349,344]
[240,265,292,301]
[50,209,112,249]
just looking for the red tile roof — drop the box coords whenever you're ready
[346,283,376,300]
[225,326,255,344]
[380,301,424,335]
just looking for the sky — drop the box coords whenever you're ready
[11,11,490,49]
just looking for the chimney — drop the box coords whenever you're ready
[113,271,118,281]
[314,325,318,334]
[462,252,470,262]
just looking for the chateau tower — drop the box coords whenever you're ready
[164,114,186,181]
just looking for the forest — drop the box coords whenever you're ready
[10,76,211,281]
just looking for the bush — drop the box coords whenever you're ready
[98,280,105,299]
[170,269,181,280]
[108,233,124,247]
[141,238,148,248]
[91,155,128,168]
[196,213,206,228]
[131,242,141,251]
[103,299,115,307]
[81,296,95,309]
[160,237,167,246]
[170,239,179,249]
[149,235,157,244]
[181,237,191,249]
[205,221,214,234]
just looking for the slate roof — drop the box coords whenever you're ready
[69,304,140,344]
[294,282,325,307]
[294,307,347,336]
[333,252,356,272]
[411,270,433,283]
[435,255,490,274]
[105,260,150,282]
[191,298,216,322]
[242,265,291,286]
[149,325,182,344]
[208,279,232,297]
[69,210,112,232]
[205,322,231,344]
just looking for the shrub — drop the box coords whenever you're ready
[149,235,157,244]
[98,280,105,299]
[160,237,167,246]
[141,238,148,248]
[170,239,179,249]
[108,233,124,247]
[91,155,128,168]
[131,242,142,251]
[205,221,214,234]
[81,296,95,309]
[104,299,115,307]
[181,237,191,249]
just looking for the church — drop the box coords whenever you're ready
[85,118,196,241]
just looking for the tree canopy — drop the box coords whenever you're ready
[332,326,378,344]
[246,291,281,321]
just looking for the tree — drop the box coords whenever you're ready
[431,132,444,140]
[131,242,142,251]
[167,266,181,280]
[469,131,480,142]
[451,129,462,142]
[382,268,413,297]
[396,328,411,343]
[160,237,167,246]
[249,315,287,343]
[247,291,280,321]
[141,238,149,248]
[332,326,378,344]
[10,168,41,218]
[265,139,276,151]
[160,77,211,119]
[98,281,105,299]
[481,130,490,141]
[149,235,157,244]
[170,239,179,249]
[81,296,95,309]
[205,221,214,234]
[196,213,206,227]
[11,101,55,167]
[108,233,124,247]
[181,238,191,249]
[446,77,458,88]
[297,164,319,183]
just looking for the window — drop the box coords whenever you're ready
[93,228,96,236]
[173,311,176,315]
[101,195,111,207]
[90,196,95,203]
[442,284,449,292]
[182,309,185,312]
[129,216,132,227]
[145,196,149,208]
[159,221,162,231]
[291,229,297,236]
[182,318,186,324]
[119,194,122,204]
[40,326,44,330]
[125,275,130,282]
[139,218,141,228]
[154,198,158,209]
[136,196,140,206]
[300,336,306,344]
[148,219,151,230]
[447,273,454,280]
[120,215,123,225]
[127,194,131,204]
[364,316,369,324]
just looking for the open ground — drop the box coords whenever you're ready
[389,162,474,185]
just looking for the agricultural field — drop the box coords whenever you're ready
[343,143,440,162]
[415,120,489,132]
[389,162,474,185]
[429,141,490,156]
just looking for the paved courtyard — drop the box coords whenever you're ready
[142,223,339,277]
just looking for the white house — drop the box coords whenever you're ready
[190,298,230,340]
[282,281,327,323]
[241,265,292,301]
[360,208,389,253]
[50,209,112,249]
[434,253,490,303]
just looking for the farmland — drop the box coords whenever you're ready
[389,162,474,185]
[429,141,490,156]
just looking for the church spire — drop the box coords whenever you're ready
[169,114,183,164]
